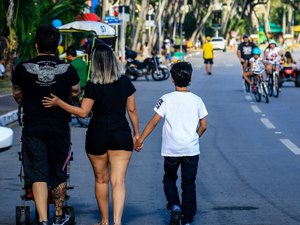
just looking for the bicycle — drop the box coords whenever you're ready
[267,62,280,97]
[252,67,269,103]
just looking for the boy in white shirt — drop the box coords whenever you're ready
[135,62,208,225]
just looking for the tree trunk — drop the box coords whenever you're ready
[4,52,15,80]
[132,0,148,50]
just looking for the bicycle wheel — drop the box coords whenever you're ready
[272,74,279,97]
[253,84,261,102]
[262,82,269,103]
[268,76,273,97]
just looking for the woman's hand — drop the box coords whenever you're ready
[42,93,60,108]
[133,135,143,152]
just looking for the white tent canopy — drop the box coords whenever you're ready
[58,21,115,36]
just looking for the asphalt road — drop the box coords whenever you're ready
[2,50,300,225]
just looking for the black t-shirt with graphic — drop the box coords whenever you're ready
[238,42,257,60]
[12,55,80,138]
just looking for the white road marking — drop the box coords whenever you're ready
[260,118,276,129]
[245,95,252,101]
[262,114,266,117]
[275,131,282,134]
[280,139,300,155]
[251,105,262,113]
[0,94,10,98]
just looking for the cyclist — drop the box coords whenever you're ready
[263,39,283,79]
[237,34,257,79]
[244,47,264,91]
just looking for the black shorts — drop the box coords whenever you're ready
[85,116,133,155]
[21,135,71,189]
[241,60,250,67]
[204,59,213,64]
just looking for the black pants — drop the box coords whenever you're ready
[163,155,199,223]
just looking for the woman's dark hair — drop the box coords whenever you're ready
[170,62,192,87]
[35,25,60,54]
[285,51,294,64]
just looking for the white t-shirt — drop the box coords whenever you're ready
[265,47,281,63]
[249,57,264,73]
[154,91,208,157]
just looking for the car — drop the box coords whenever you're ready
[210,37,226,52]
[0,126,13,152]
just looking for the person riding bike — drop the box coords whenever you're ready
[237,34,257,79]
[263,39,283,79]
[244,47,264,91]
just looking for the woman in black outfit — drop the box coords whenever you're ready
[43,44,139,225]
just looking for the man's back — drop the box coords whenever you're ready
[12,55,80,137]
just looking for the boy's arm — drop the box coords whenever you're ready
[197,117,207,138]
[135,113,161,151]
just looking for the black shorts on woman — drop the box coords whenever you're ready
[83,75,136,155]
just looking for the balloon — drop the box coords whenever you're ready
[52,19,62,28]
[57,46,64,55]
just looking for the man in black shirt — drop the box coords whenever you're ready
[237,34,257,80]
[12,25,80,225]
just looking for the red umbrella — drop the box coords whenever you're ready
[77,13,101,22]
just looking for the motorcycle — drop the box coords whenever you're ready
[125,49,169,81]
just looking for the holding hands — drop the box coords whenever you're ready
[134,138,143,152]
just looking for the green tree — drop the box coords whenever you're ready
[0,0,86,79]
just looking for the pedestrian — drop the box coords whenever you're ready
[42,43,140,225]
[135,62,208,225]
[202,36,214,75]
[66,46,88,91]
[142,42,150,59]
[11,25,80,225]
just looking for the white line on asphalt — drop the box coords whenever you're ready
[245,95,252,101]
[280,139,300,155]
[260,118,276,129]
[275,131,282,134]
[251,105,262,113]
[262,114,266,117]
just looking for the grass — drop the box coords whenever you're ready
[0,79,12,95]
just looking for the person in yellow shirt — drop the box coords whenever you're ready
[202,36,214,75]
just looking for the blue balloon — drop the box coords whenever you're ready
[52,19,62,28]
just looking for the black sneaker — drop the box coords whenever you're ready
[169,205,181,225]
[38,222,48,225]
[53,213,70,225]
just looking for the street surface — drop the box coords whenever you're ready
[2,49,300,225]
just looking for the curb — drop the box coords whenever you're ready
[0,110,18,126]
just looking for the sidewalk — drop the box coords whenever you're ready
[0,94,18,126]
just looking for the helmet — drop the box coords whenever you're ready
[243,34,249,39]
[206,36,211,41]
[252,47,261,55]
[269,39,277,46]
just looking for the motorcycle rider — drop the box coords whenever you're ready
[263,39,283,79]
[237,34,257,82]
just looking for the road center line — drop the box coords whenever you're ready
[260,118,276,129]
[251,105,262,113]
[280,139,300,155]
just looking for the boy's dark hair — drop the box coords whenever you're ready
[66,46,77,57]
[170,62,192,87]
[35,25,60,54]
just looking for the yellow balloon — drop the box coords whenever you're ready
[57,46,64,55]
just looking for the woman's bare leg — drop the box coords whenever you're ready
[88,153,110,225]
[108,150,132,225]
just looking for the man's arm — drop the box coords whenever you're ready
[12,84,23,105]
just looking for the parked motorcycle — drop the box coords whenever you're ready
[125,49,169,81]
